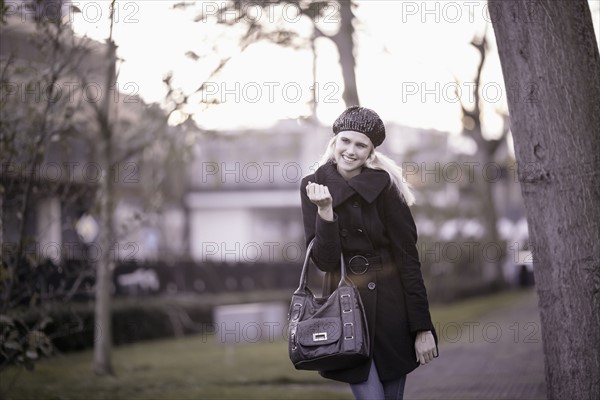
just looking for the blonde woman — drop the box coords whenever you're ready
[300,106,438,400]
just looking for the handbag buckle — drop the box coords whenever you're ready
[348,255,369,275]
[313,332,328,342]
[344,322,354,340]
[340,293,352,313]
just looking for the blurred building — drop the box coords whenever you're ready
[185,118,330,263]
[184,119,526,267]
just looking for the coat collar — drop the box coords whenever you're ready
[314,161,390,207]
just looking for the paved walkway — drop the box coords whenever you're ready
[404,289,546,400]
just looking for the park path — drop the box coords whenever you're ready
[403,288,546,400]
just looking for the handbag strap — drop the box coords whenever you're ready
[295,237,350,293]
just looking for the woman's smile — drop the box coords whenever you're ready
[342,154,357,163]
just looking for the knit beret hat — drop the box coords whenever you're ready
[332,105,386,147]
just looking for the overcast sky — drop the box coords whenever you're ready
[70,0,600,135]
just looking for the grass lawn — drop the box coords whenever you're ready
[2,289,533,400]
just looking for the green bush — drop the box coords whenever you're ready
[16,290,291,353]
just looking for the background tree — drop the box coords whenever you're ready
[311,0,359,106]
[0,2,89,376]
[91,11,117,375]
[89,1,193,375]
[489,1,600,398]
[179,0,359,111]
[1,0,193,381]
[1,0,96,391]
[456,26,511,287]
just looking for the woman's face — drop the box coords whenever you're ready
[333,130,373,180]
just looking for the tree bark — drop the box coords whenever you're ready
[489,1,600,399]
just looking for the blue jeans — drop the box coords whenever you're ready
[350,360,407,400]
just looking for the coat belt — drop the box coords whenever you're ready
[345,250,391,275]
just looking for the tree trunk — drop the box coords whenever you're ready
[332,0,359,107]
[94,171,114,376]
[475,150,504,285]
[459,32,508,288]
[489,1,600,398]
[93,38,117,376]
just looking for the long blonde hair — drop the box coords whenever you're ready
[318,136,416,206]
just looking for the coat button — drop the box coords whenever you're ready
[341,229,348,237]
[368,282,376,290]
[352,202,360,208]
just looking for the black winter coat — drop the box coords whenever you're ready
[300,161,437,384]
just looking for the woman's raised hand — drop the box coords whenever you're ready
[306,181,334,221]
[306,181,332,208]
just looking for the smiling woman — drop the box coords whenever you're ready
[298,106,438,400]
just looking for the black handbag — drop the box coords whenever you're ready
[287,238,370,371]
